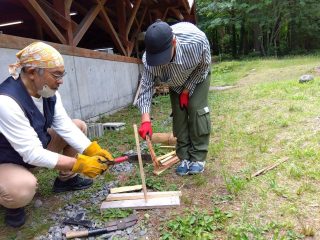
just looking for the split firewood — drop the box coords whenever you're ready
[161,156,179,167]
[146,135,160,168]
[157,150,176,162]
[159,145,176,149]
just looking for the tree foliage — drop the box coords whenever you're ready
[196,0,320,57]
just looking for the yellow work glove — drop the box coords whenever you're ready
[83,141,114,161]
[72,154,108,178]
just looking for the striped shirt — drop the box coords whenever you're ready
[136,22,211,114]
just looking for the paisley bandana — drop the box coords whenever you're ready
[8,42,64,79]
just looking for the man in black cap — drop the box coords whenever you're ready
[136,20,211,176]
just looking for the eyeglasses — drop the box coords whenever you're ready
[49,71,67,80]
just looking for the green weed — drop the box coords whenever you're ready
[212,194,233,205]
[88,207,133,223]
[223,175,247,196]
[34,169,58,197]
[228,221,304,239]
[160,208,231,240]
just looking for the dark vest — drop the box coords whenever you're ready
[0,76,56,168]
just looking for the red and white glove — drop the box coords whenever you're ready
[179,91,189,109]
[138,121,153,139]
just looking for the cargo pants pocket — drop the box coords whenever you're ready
[196,107,211,136]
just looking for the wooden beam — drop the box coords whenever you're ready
[0,34,141,64]
[19,0,67,44]
[38,0,75,45]
[181,0,191,14]
[62,0,74,45]
[65,0,73,10]
[170,8,184,21]
[38,0,76,31]
[98,2,127,55]
[162,7,170,20]
[73,1,105,30]
[117,0,127,43]
[72,2,102,46]
[126,0,141,38]
[127,6,147,56]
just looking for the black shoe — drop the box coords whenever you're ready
[5,207,26,228]
[53,175,93,193]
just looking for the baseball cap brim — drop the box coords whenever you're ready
[146,44,173,66]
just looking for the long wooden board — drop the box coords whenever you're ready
[101,195,180,210]
[110,185,142,194]
[106,191,181,201]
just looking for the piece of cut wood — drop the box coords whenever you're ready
[159,155,174,164]
[151,133,177,145]
[159,154,177,164]
[251,157,289,178]
[161,156,179,167]
[146,135,160,168]
[110,185,142,194]
[133,124,148,202]
[101,195,180,209]
[157,150,176,161]
[159,145,176,149]
[106,191,182,201]
[154,157,179,175]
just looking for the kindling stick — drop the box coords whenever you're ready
[251,157,289,178]
[133,124,148,202]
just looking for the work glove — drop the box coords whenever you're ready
[83,141,114,161]
[138,121,153,139]
[179,90,189,109]
[72,154,108,178]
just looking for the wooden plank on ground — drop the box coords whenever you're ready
[110,185,142,194]
[101,195,180,210]
[106,191,182,201]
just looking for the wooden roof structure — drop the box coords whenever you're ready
[0,0,195,57]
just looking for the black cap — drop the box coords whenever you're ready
[145,20,173,66]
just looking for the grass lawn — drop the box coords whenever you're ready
[1,55,320,239]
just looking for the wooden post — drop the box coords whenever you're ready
[133,124,148,202]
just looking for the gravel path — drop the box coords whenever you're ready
[34,161,151,240]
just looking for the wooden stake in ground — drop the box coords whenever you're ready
[251,157,289,178]
[133,124,148,202]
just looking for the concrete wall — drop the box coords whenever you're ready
[0,47,141,120]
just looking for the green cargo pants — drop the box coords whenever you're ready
[169,74,211,162]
